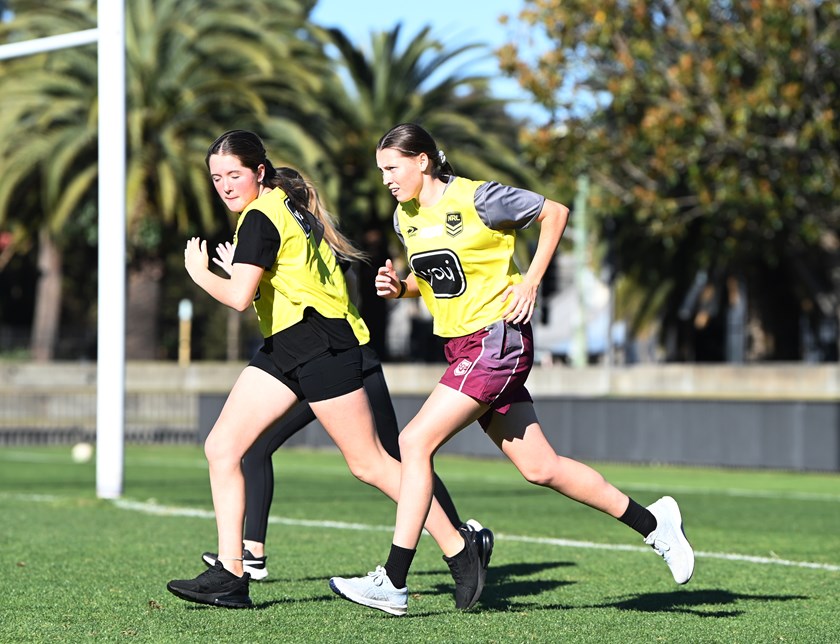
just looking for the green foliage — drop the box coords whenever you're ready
[301,24,538,240]
[122,0,325,256]
[0,0,323,256]
[0,0,328,357]
[0,1,98,237]
[1,445,839,643]
[501,0,840,358]
[0,2,539,359]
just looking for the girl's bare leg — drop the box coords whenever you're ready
[204,367,299,575]
[311,386,467,557]
[382,384,487,550]
[485,402,629,517]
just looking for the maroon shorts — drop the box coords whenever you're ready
[440,320,534,430]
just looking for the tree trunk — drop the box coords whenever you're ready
[30,229,62,362]
[125,257,163,360]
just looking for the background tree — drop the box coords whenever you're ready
[499,0,840,362]
[0,0,326,360]
[0,1,98,360]
[123,0,326,359]
[0,4,539,362]
[301,24,537,358]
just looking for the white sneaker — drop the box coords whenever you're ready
[329,565,408,616]
[645,496,694,584]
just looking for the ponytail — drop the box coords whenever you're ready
[434,149,455,180]
[272,166,367,263]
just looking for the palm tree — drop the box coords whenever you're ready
[0,2,98,360]
[122,0,327,358]
[0,0,327,359]
[295,24,538,357]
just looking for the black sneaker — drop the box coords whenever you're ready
[465,519,495,569]
[443,520,494,610]
[167,561,252,608]
[202,548,268,580]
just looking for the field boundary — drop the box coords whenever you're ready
[66,496,838,574]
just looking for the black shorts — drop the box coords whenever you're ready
[249,345,363,402]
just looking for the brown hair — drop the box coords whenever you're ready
[207,130,366,262]
[376,123,455,179]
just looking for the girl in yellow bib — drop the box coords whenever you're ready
[330,123,695,615]
[167,130,485,611]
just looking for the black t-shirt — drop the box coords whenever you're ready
[232,209,280,268]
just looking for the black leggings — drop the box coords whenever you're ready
[242,361,462,542]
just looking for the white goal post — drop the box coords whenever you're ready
[0,3,127,499]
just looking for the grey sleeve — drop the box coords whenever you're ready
[474,181,545,230]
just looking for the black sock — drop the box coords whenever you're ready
[618,498,657,537]
[384,544,415,589]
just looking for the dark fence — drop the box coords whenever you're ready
[195,393,840,472]
[2,362,839,472]
[0,391,196,445]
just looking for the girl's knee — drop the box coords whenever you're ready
[397,426,435,459]
[204,432,240,469]
[517,458,558,487]
[522,469,553,487]
[345,458,382,486]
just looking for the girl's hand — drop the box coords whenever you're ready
[213,241,235,276]
[501,279,538,324]
[374,258,403,299]
[184,237,209,281]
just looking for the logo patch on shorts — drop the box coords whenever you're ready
[453,359,472,376]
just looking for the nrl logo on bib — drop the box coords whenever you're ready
[445,212,463,237]
[453,358,472,376]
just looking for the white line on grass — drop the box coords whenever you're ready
[112,498,840,573]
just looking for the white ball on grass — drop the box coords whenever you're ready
[71,442,93,463]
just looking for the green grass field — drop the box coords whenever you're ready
[2,444,839,643]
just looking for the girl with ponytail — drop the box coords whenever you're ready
[329,123,694,615]
[168,129,486,611]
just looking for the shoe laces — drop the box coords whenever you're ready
[197,562,239,585]
[644,530,672,557]
[367,565,390,586]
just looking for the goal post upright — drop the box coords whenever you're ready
[0,3,128,498]
[95,0,127,499]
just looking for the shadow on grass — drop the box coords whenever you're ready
[428,560,578,612]
[290,561,572,585]
[584,589,810,617]
[263,561,578,614]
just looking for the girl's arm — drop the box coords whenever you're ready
[502,198,570,323]
[374,258,418,299]
[185,237,263,312]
